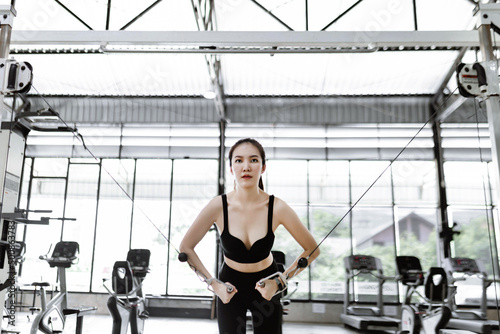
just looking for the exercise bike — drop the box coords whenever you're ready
[104,249,151,334]
[30,241,96,334]
[396,256,452,334]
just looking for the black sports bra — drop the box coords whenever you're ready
[220,194,275,264]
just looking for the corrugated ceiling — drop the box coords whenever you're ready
[0,0,493,142]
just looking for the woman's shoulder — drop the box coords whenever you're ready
[200,195,224,214]
[270,194,284,205]
[207,194,224,206]
[271,195,294,213]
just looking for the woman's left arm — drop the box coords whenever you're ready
[275,197,320,279]
[255,197,320,300]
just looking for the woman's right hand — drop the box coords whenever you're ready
[211,281,237,304]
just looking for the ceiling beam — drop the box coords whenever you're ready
[10,30,480,49]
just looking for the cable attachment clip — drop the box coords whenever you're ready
[178,252,234,293]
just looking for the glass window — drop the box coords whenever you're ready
[17,123,500,307]
[132,159,172,295]
[449,208,498,307]
[63,163,99,292]
[351,207,398,303]
[350,161,392,205]
[451,209,496,275]
[70,158,100,164]
[309,161,350,205]
[444,162,491,205]
[397,208,438,270]
[21,177,66,287]
[168,159,218,296]
[395,207,438,304]
[308,206,351,301]
[393,161,437,205]
[32,158,68,177]
[266,160,308,205]
[92,159,135,292]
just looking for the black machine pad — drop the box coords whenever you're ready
[47,241,79,268]
[396,256,423,285]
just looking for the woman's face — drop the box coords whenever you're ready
[230,143,266,189]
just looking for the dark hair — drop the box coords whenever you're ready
[228,138,266,190]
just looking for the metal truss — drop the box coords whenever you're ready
[190,0,225,120]
[50,0,415,32]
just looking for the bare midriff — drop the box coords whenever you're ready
[224,253,274,273]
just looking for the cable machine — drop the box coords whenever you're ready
[0,3,39,332]
[456,3,500,266]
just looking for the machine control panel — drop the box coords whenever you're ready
[345,255,379,271]
[447,257,480,273]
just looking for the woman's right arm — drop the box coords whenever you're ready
[179,196,237,303]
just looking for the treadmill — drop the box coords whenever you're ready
[341,255,400,331]
[443,257,499,334]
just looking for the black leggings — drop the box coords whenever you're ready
[217,262,282,334]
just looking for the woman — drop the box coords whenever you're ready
[179,138,320,334]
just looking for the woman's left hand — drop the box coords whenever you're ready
[255,278,279,301]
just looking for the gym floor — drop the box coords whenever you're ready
[5,312,357,333]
